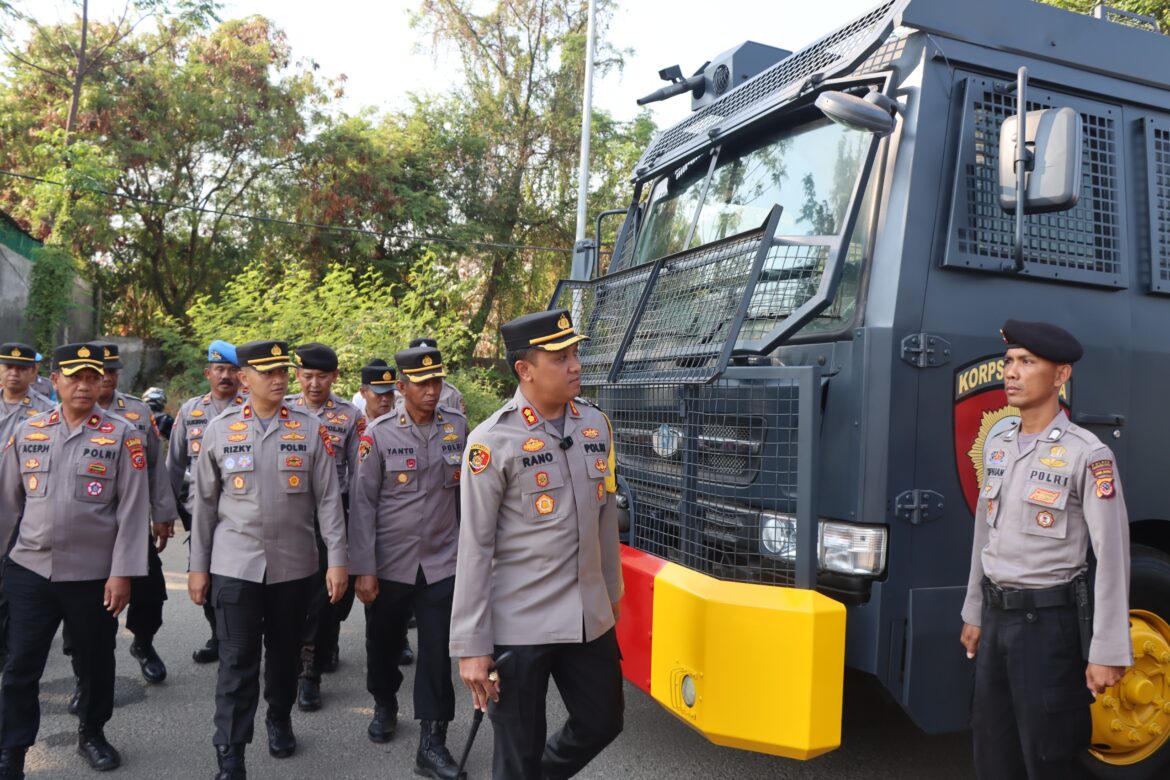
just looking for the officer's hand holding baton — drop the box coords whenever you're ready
[455,651,512,779]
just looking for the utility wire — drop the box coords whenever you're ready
[0,168,574,254]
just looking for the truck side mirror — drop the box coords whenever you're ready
[998,106,1082,214]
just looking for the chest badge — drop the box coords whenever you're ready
[89,437,116,446]
[1028,487,1061,506]
[535,471,549,488]
[232,475,245,490]
[228,422,248,432]
[535,493,555,516]
[443,423,455,434]
[522,437,545,452]
[1036,511,1056,528]
[27,474,39,491]
[23,458,39,469]
[86,481,104,497]
[281,433,305,441]
[191,441,201,454]
[397,472,409,484]
[594,457,607,473]
[287,474,301,489]
[227,434,248,443]
[98,422,115,433]
[597,481,605,502]
[1039,457,1067,469]
[87,463,107,476]
[191,409,205,417]
[283,420,302,429]
[582,428,600,439]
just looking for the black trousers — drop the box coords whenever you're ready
[212,574,313,746]
[1,562,116,748]
[973,601,1094,780]
[488,628,623,780]
[126,541,167,641]
[365,569,455,721]
[300,497,355,681]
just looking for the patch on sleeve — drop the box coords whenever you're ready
[1090,458,1116,500]
[358,435,373,463]
[318,424,335,457]
[356,416,367,436]
[468,443,491,475]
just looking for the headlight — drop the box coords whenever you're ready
[759,512,797,560]
[818,521,887,576]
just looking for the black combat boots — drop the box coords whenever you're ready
[367,703,398,743]
[415,720,459,779]
[130,638,167,683]
[214,744,246,780]
[0,747,26,780]
[77,725,121,771]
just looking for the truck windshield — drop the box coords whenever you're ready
[629,116,873,337]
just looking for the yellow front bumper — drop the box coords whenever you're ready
[642,560,847,759]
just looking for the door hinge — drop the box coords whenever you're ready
[900,333,951,368]
[895,489,945,525]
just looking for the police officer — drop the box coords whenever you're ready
[404,338,464,413]
[0,343,149,776]
[0,344,54,668]
[351,346,466,777]
[188,339,348,780]
[31,353,54,401]
[288,342,363,711]
[167,340,244,664]
[960,320,1132,779]
[358,359,396,422]
[93,342,179,685]
[450,309,624,780]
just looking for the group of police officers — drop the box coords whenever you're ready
[0,314,1137,780]
[0,308,626,780]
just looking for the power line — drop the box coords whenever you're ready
[0,168,574,255]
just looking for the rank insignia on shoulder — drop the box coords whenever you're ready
[468,443,491,475]
[535,493,555,515]
[4,435,12,451]
[281,432,305,441]
[582,428,600,439]
[28,419,47,429]
[228,422,248,431]
[358,437,372,462]
[283,420,302,429]
[568,400,580,417]
[227,433,248,443]
[521,407,538,427]
[522,437,545,452]
[24,433,49,441]
[535,471,549,488]
[1036,511,1056,528]
[90,437,116,446]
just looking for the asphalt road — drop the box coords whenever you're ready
[20,542,976,779]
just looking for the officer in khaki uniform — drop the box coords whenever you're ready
[961,320,1132,780]
[0,343,53,667]
[188,340,348,780]
[450,309,624,780]
[0,343,149,777]
[351,346,467,778]
[167,340,244,663]
[90,342,179,685]
[288,342,363,711]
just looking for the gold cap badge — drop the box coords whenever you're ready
[271,344,282,356]
[382,371,392,381]
[78,346,91,358]
[10,348,19,357]
[557,314,570,329]
[103,347,112,358]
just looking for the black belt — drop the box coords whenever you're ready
[981,577,1076,610]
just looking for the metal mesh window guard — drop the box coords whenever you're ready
[1145,119,1170,293]
[944,78,1128,287]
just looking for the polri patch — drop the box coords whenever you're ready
[468,443,491,475]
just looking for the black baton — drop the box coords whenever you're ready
[455,650,512,780]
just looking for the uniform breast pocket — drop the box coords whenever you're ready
[981,480,1001,527]
[580,445,611,480]
[74,458,114,504]
[222,456,255,496]
[519,465,569,522]
[386,455,419,492]
[279,454,309,494]
[1022,482,1070,539]
[19,451,50,498]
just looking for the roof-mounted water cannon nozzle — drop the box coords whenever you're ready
[815,87,903,136]
[636,64,707,106]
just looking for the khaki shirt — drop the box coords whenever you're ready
[166,393,245,515]
[1,391,54,446]
[0,406,149,580]
[107,392,179,525]
[287,393,363,495]
[349,404,467,584]
[189,402,347,584]
[961,411,1132,666]
[449,390,623,657]
[396,381,464,415]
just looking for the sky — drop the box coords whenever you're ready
[34,0,879,130]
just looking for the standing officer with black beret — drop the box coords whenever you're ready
[0,343,149,776]
[167,340,244,664]
[351,345,466,778]
[288,342,363,711]
[450,309,624,780]
[188,340,348,780]
[960,319,1132,779]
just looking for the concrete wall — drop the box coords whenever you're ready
[0,244,96,347]
[107,336,163,393]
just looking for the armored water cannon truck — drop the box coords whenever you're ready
[553,0,1170,776]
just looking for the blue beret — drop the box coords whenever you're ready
[207,340,238,366]
[1000,319,1083,363]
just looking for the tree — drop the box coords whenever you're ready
[1038,0,1170,31]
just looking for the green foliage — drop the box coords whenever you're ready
[24,244,75,352]
[1037,0,1170,31]
[446,366,511,429]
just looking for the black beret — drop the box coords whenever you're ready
[1000,319,1083,363]
[361,358,396,393]
[293,342,338,372]
[408,337,438,349]
[0,342,37,366]
[236,340,295,372]
[501,309,587,353]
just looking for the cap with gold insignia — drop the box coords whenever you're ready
[94,341,123,370]
[0,343,37,367]
[293,342,338,372]
[408,337,438,349]
[1000,319,1083,364]
[361,358,396,394]
[501,308,588,352]
[207,340,238,366]
[395,346,446,383]
[53,342,104,376]
[236,340,295,372]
